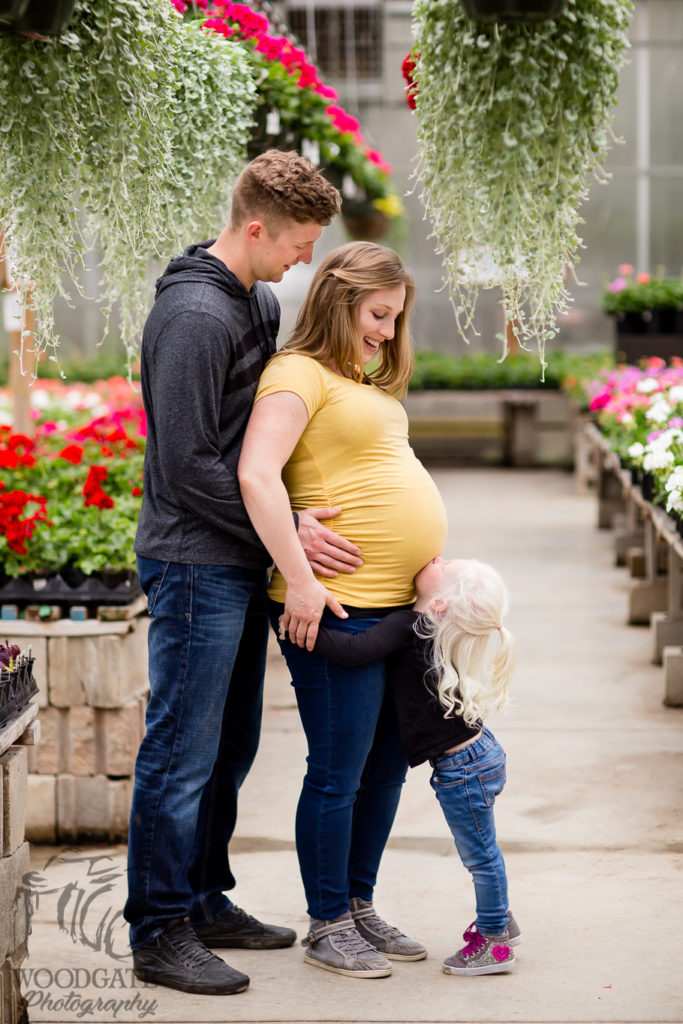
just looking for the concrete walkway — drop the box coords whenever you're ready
[23,468,683,1024]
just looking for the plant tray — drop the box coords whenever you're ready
[0,570,142,607]
[0,656,38,729]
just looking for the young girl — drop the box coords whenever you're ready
[282,555,520,976]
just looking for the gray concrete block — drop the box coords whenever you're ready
[95,698,145,777]
[0,841,30,963]
[1,748,27,857]
[57,774,132,842]
[25,775,56,845]
[663,645,683,707]
[48,619,149,709]
[628,577,668,625]
[652,612,683,666]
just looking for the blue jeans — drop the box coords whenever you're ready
[270,605,408,920]
[430,726,509,936]
[125,557,269,949]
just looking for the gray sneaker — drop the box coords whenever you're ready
[302,911,393,978]
[507,911,522,948]
[443,923,515,976]
[349,897,427,961]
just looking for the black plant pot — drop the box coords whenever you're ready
[10,0,77,35]
[0,0,30,27]
[641,472,656,504]
[459,0,566,21]
[0,656,38,729]
[616,312,650,335]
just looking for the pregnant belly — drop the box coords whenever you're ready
[268,458,448,608]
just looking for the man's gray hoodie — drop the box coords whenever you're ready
[134,242,279,569]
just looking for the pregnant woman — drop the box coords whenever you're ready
[239,242,447,979]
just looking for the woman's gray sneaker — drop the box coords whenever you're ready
[349,897,428,961]
[302,911,393,977]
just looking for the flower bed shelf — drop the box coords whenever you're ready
[0,570,142,608]
[585,422,683,707]
[0,653,38,729]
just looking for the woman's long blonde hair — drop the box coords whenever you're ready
[279,241,416,396]
[416,561,515,727]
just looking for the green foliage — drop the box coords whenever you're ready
[408,348,614,393]
[602,275,683,316]
[411,0,633,365]
[0,0,255,361]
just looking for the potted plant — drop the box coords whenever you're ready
[603,264,683,363]
[0,0,255,363]
[0,378,145,605]
[409,0,633,369]
[183,0,404,242]
[0,639,38,728]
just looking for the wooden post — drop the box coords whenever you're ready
[1,237,36,435]
[504,307,521,356]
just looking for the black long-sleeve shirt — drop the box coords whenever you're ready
[314,610,481,767]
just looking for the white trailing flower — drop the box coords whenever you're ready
[0,0,257,363]
[628,441,645,460]
[411,0,633,370]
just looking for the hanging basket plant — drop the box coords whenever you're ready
[410,0,633,369]
[0,0,256,364]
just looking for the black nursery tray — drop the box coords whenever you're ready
[0,570,142,607]
[0,656,39,730]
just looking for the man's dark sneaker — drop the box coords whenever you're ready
[133,918,249,995]
[192,904,297,949]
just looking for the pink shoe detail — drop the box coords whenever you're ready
[491,945,511,963]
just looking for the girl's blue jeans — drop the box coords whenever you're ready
[125,557,269,949]
[270,604,408,921]
[430,726,509,936]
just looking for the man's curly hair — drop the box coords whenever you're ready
[231,150,341,232]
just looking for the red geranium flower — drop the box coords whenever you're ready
[60,443,85,465]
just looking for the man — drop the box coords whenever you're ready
[125,151,360,996]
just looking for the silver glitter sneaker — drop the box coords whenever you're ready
[349,897,428,961]
[302,911,393,978]
[442,923,515,976]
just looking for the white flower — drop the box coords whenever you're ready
[628,442,645,459]
[667,385,683,405]
[643,448,674,471]
[636,377,659,393]
[645,399,672,424]
[664,467,683,493]
[666,489,683,514]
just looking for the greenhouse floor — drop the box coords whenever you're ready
[23,467,683,1024]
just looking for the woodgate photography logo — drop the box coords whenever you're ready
[16,847,158,1020]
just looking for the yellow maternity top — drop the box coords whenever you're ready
[254,353,448,608]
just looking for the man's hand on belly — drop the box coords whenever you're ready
[297,507,363,578]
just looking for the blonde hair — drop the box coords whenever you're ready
[230,150,341,232]
[279,241,416,396]
[416,560,515,727]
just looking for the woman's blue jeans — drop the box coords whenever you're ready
[430,726,509,936]
[271,605,408,921]
[125,557,269,949]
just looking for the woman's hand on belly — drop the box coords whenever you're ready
[282,575,348,650]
